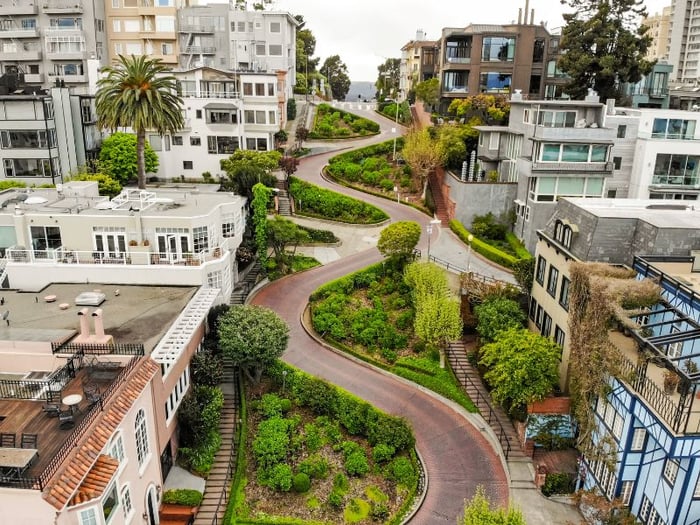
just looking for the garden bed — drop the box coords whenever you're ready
[310,104,380,139]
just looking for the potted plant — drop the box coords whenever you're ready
[664,370,680,395]
[142,239,150,247]
[128,239,138,247]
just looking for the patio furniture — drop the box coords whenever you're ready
[58,410,74,430]
[62,394,82,414]
[0,434,15,448]
[20,434,37,450]
[84,385,101,407]
[0,447,38,478]
[42,403,60,418]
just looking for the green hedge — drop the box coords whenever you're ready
[450,220,520,269]
[309,103,380,139]
[162,489,203,507]
[506,232,532,259]
[289,177,388,224]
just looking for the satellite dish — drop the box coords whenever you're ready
[24,196,48,205]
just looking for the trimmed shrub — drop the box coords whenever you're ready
[386,457,416,487]
[541,472,576,497]
[297,454,330,479]
[345,450,370,476]
[252,417,291,469]
[258,393,292,418]
[450,220,519,268]
[304,422,323,452]
[372,443,396,464]
[292,472,311,493]
[327,489,344,508]
[162,489,203,507]
[264,463,293,492]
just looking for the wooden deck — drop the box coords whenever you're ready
[0,367,120,481]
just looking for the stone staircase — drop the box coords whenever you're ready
[275,179,292,217]
[192,361,239,525]
[230,261,262,305]
[446,340,529,462]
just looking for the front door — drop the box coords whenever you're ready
[146,485,159,525]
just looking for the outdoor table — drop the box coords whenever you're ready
[0,447,38,477]
[62,394,82,414]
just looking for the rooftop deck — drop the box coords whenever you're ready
[0,355,137,490]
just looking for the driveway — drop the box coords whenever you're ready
[250,108,510,523]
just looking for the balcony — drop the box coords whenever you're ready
[0,3,38,14]
[0,47,41,61]
[531,126,608,141]
[178,24,214,33]
[531,160,613,172]
[23,73,43,83]
[183,46,216,55]
[45,49,85,60]
[651,174,700,188]
[44,25,83,34]
[0,27,40,38]
[42,0,83,12]
[442,86,468,95]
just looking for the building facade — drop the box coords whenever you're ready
[399,31,437,96]
[668,0,700,83]
[0,0,106,93]
[642,6,673,62]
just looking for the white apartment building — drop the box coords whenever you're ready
[668,0,700,83]
[0,181,246,299]
[152,66,284,179]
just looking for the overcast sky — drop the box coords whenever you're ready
[264,0,671,81]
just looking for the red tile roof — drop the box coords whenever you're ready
[44,358,160,509]
[68,454,119,506]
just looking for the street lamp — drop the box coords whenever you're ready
[282,370,288,393]
[466,234,474,272]
[426,219,440,261]
[393,185,399,203]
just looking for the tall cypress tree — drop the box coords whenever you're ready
[558,0,653,102]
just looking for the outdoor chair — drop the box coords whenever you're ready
[84,385,101,407]
[58,410,75,430]
[0,433,15,447]
[20,433,37,450]
[42,403,60,418]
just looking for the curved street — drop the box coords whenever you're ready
[250,105,510,523]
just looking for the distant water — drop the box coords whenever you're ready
[345,81,376,102]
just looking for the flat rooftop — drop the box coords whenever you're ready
[564,198,700,229]
[0,184,244,218]
[0,283,197,352]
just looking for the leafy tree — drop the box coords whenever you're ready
[435,125,468,169]
[479,328,560,412]
[251,183,273,267]
[377,221,421,264]
[69,170,122,197]
[512,257,535,297]
[559,0,653,101]
[220,150,281,201]
[218,305,290,384]
[267,216,310,274]
[279,155,299,179]
[402,128,446,199]
[273,129,288,149]
[448,94,510,124]
[414,78,440,111]
[414,293,462,368]
[462,485,525,525]
[287,99,297,121]
[375,58,401,100]
[474,297,526,343]
[98,132,158,185]
[321,55,351,100]
[295,126,309,149]
[95,55,183,189]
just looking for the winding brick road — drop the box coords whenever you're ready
[250,106,509,523]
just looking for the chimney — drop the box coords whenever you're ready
[584,89,600,103]
[524,0,529,24]
[416,29,424,41]
[511,89,524,101]
[530,8,535,25]
[518,8,522,24]
[605,98,616,115]
[92,308,105,338]
[77,308,90,337]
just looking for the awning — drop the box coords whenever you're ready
[203,102,238,110]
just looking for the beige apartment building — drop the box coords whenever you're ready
[642,6,673,61]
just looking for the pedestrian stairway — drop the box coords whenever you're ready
[229,261,262,305]
[192,360,239,525]
[428,169,451,225]
[275,179,292,216]
[446,340,529,462]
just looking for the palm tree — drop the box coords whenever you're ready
[95,55,184,189]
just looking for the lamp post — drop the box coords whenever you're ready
[426,219,440,261]
[282,370,288,393]
[466,233,474,272]
[393,185,399,203]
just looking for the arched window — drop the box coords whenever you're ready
[562,226,572,248]
[135,409,149,467]
[554,220,563,242]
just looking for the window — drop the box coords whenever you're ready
[479,72,511,93]
[268,110,276,124]
[694,476,700,498]
[270,21,281,32]
[554,326,565,349]
[207,136,238,154]
[617,125,627,138]
[161,43,173,55]
[620,480,634,506]
[112,19,120,32]
[149,135,162,151]
[255,83,265,96]
[535,305,544,329]
[532,38,545,62]
[631,428,646,451]
[102,484,118,522]
[489,133,499,149]
[237,21,245,32]
[445,39,471,63]
[663,458,679,485]
[172,136,183,146]
[541,312,552,337]
[481,36,515,62]
[559,277,570,310]
[268,44,282,56]
[652,153,700,186]
[536,256,546,285]
[193,226,209,253]
[539,142,608,162]
[667,324,683,358]
[553,221,573,249]
[268,83,275,96]
[183,161,193,170]
[613,156,622,170]
[195,109,202,119]
[529,298,538,321]
[207,110,237,124]
[190,136,201,146]
[123,19,139,32]
[607,189,617,198]
[652,118,696,140]
[639,496,651,521]
[243,83,253,96]
[80,508,98,525]
[538,110,576,128]
[255,43,266,56]
[155,15,174,32]
[135,409,149,467]
[121,485,133,520]
[547,266,559,297]
[442,71,468,93]
[108,434,125,462]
